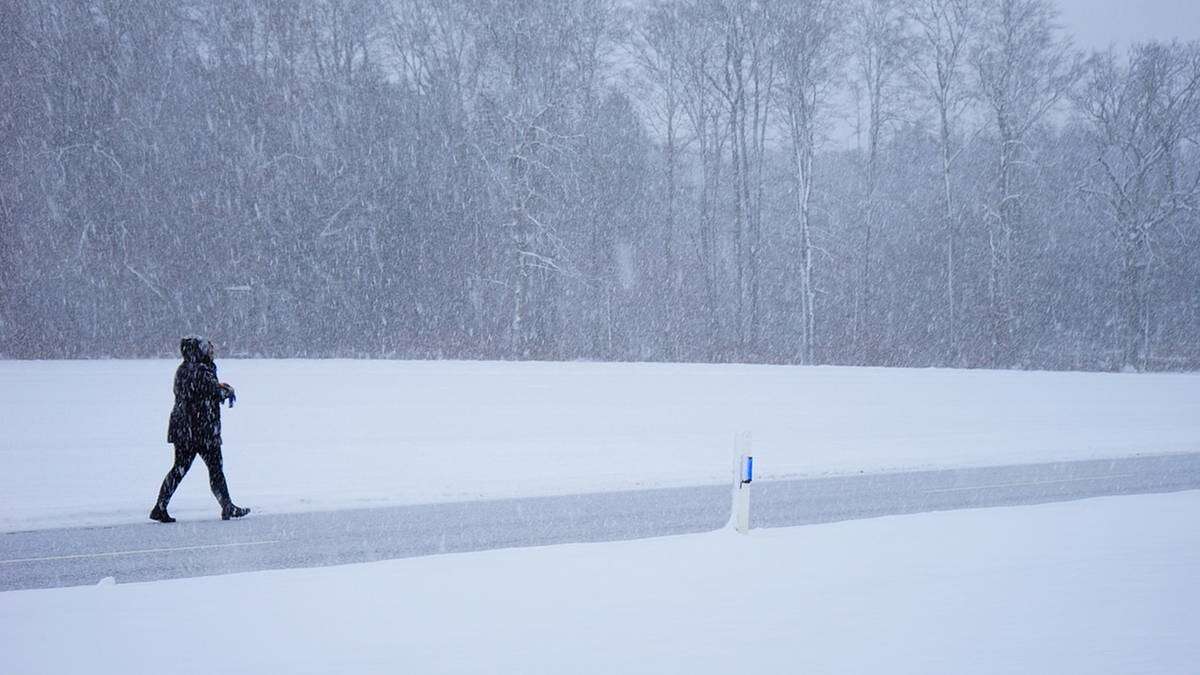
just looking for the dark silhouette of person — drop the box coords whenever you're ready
[150,336,250,522]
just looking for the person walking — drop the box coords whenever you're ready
[150,336,250,523]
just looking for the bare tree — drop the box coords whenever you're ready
[773,0,842,364]
[971,0,1081,367]
[677,1,729,359]
[631,0,689,358]
[698,0,773,356]
[849,0,909,362]
[1076,41,1200,371]
[469,0,612,357]
[905,0,975,364]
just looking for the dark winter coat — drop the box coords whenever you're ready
[167,337,231,446]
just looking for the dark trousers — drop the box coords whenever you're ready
[156,443,232,510]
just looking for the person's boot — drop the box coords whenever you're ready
[149,505,176,523]
[221,504,250,520]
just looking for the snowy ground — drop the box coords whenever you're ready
[3,359,1199,531]
[3,490,1198,674]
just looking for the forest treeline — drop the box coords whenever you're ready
[2,0,1199,370]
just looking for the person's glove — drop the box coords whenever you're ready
[220,383,237,408]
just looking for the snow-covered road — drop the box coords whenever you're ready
[4,359,1200,533]
[4,452,1197,591]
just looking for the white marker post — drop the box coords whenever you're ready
[734,432,753,534]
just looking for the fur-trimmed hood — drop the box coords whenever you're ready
[179,336,213,363]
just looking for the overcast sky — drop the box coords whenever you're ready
[1056,0,1200,50]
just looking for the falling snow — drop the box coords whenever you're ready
[2,1,1200,672]
[2,0,1199,371]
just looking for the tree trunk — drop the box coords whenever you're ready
[797,149,816,365]
[992,123,1017,368]
[664,104,677,359]
[1120,228,1148,371]
[791,109,817,366]
[726,34,747,357]
[940,107,959,366]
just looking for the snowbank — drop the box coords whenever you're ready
[2,359,1198,531]
[3,491,1198,674]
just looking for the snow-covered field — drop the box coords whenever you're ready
[2,359,1199,531]
[3,491,1197,674]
